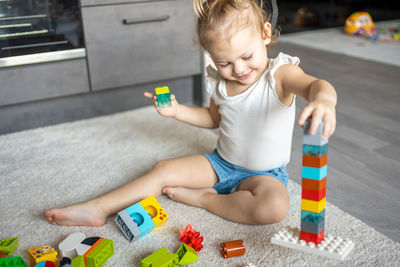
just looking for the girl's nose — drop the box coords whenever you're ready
[233,63,246,75]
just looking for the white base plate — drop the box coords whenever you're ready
[271,227,354,261]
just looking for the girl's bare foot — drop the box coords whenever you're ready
[44,201,107,227]
[162,186,217,208]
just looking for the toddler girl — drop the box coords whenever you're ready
[45,0,336,226]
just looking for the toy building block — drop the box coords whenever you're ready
[300,219,325,235]
[302,154,327,168]
[176,243,198,265]
[301,187,326,201]
[34,261,56,267]
[140,196,169,228]
[71,256,85,267]
[140,247,179,267]
[155,86,171,108]
[271,228,354,261]
[0,256,27,267]
[302,177,326,191]
[302,144,328,157]
[302,165,327,180]
[299,230,325,244]
[0,252,6,259]
[59,232,86,259]
[220,240,245,258]
[28,246,58,267]
[302,120,327,146]
[301,198,326,213]
[116,196,168,242]
[0,237,18,255]
[301,209,325,224]
[80,237,114,267]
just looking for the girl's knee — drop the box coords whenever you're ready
[252,194,289,224]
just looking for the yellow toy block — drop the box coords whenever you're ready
[28,246,58,266]
[155,86,170,95]
[139,196,168,228]
[301,198,326,213]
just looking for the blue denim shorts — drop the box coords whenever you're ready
[204,149,289,194]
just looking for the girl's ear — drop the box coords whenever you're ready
[262,22,272,45]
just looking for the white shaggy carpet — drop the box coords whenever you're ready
[1,106,399,266]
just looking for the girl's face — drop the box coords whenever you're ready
[207,22,271,87]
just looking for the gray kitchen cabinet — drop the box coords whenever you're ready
[81,0,201,91]
[0,57,90,106]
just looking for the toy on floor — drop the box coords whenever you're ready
[0,256,26,267]
[155,86,171,108]
[115,196,168,242]
[28,246,59,267]
[178,224,204,252]
[271,119,354,261]
[58,233,114,267]
[34,261,56,267]
[344,11,400,43]
[220,240,245,258]
[140,243,198,267]
[0,238,18,255]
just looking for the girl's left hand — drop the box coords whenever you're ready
[298,99,336,140]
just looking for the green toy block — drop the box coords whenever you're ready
[176,243,198,265]
[0,238,18,255]
[0,256,26,267]
[86,238,114,267]
[155,86,171,108]
[71,256,85,267]
[141,247,179,267]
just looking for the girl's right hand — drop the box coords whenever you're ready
[144,91,179,118]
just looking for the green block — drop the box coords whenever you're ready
[141,247,179,267]
[0,256,26,267]
[0,238,18,255]
[176,243,198,265]
[156,93,171,108]
[86,239,114,267]
[71,256,85,267]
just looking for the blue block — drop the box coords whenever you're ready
[303,144,328,157]
[301,209,325,224]
[125,202,155,238]
[302,165,327,180]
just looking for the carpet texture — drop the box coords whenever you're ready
[1,106,399,266]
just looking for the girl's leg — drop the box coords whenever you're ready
[44,154,218,226]
[164,175,289,224]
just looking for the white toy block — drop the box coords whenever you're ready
[271,228,354,261]
[59,232,86,259]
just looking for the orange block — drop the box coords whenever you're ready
[302,177,327,191]
[302,187,326,201]
[220,240,245,258]
[302,154,327,168]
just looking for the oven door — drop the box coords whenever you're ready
[0,0,85,67]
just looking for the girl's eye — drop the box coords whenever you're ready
[243,54,252,60]
[219,63,229,68]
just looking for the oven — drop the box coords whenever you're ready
[0,0,85,67]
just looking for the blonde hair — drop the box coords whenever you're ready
[193,0,279,50]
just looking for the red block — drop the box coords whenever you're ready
[300,229,325,244]
[302,154,327,168]
[302,187,326,201]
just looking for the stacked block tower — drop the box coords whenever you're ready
[300,119,327,244]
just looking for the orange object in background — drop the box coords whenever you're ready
[345,11,376,36]
[220,240,245,258]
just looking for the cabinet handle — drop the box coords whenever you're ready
[122,15,170,25]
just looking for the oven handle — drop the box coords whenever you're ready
[122,15,170,25]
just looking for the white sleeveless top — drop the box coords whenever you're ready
[205,52,300,171]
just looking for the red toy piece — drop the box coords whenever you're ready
[179,224,204,252]
[220,240,245,258]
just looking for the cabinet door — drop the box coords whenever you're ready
[82,0,201,91]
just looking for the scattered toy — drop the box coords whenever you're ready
[28,246,58,267]
[220,240,245,258]
[176,243,198,265]
[140,247,179,267]
[0,256,26,267]
[115,196,168,242]
[0,238,18,255]
[179,224,204,252]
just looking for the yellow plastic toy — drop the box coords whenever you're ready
[28,246,58,266]
[345,11,376,37]
[140,196,169,228]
